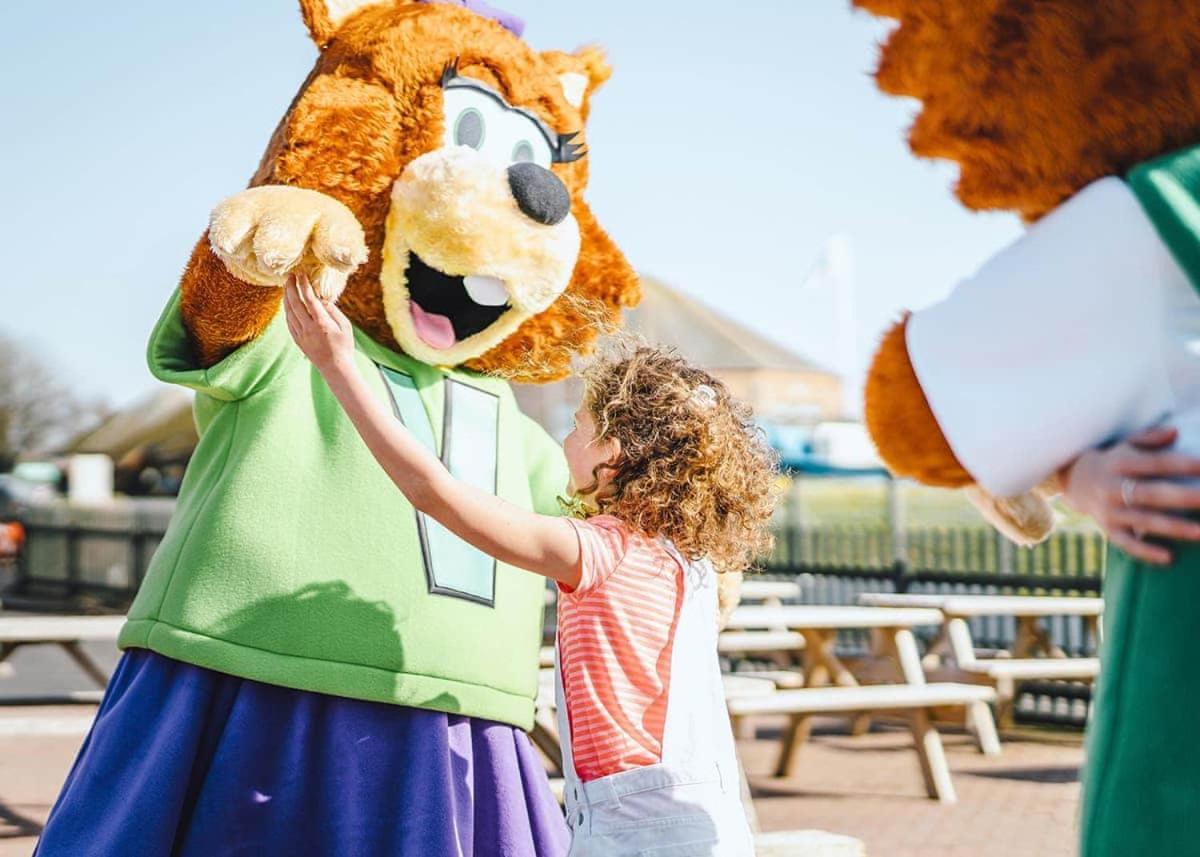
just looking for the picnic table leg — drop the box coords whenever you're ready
[1027,618,1066,658]
[800,632,831,689]
[910,708,957,804]
[0,642,16,680]
[993,675,1017,729]
[946,618,978,667]
[800,630,857,688]
[921,623,952,670]
[889,628,927,686]
[850,712,872,736]
[775,713,814,778]
[60,641,111,690]
[772,629,847,778]
[851,630,890,735]
[529,714,564,777]
[968,700,1001,756]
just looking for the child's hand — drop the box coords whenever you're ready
[284,272,355,373]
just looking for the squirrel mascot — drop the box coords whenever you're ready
[35,2,638,855]
[853,1,1200,854]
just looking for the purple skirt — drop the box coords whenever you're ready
[35,650,568,856]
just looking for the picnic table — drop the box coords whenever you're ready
[0,615,123,702]
[858,593,1103,725]
[722,605,997,803]
[737,579,802,607]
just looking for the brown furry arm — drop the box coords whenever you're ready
[179,236,283,368]
[864,316,972,488]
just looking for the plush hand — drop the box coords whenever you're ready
[963,481,1059,548]
[866,316,1057,545]
[209,186,368,301]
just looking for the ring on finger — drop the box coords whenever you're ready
[1121,477,1138,508]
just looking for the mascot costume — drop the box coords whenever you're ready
[36,1,638,854]
[852,1,1200,854]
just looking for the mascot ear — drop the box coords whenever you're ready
[542,46,613,120]
[300,0,400,48]
[850,0,904,16]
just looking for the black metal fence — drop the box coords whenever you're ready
[6,504,171,610]
[7,511,1105,727]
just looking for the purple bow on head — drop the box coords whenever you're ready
[418,0,525,37]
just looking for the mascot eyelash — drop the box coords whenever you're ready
[441,58,587,163]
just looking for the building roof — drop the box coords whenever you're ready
[68,387,197,462]
[627,277,835,375]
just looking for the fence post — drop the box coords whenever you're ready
[887,476,907,567]
[787,477,804,530]
[66,528,82,597]
[997,531,1015,576]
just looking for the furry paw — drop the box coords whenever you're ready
[963,484,1056,547]
[208,186,368,300]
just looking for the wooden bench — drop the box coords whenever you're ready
[0,615,123,703]
[728,682,999,804]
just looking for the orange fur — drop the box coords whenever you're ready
[856,0,1200,488]
[181,2,638,379]
[864,318,971,487]
[855,0,1200,222]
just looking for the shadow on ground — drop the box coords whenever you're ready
[0,801,44,839]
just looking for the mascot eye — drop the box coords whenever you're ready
[511,141,535,163]
[453,108,485,150]
[443,79,555,169]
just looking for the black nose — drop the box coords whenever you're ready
[507,162,571,226]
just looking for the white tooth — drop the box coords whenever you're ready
[463,275,509,307]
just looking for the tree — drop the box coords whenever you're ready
[0,333,107,472]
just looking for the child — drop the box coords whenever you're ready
[284,274,778,856]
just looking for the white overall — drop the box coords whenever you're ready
[554,544,755,857]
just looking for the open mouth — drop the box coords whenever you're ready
[405,254,511,350]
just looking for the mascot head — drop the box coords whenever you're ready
[854,0,1200,221]
[252,0,638,381]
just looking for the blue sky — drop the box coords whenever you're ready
[0,0,1021,410]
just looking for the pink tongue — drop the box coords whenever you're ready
[410,302,457,350]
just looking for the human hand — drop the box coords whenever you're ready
[283,272,356,374]
[1061,426,1200,565]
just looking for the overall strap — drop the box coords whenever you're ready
[1129,143,1200,298]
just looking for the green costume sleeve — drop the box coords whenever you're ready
[521,415,568,516]
[146,290,297,403]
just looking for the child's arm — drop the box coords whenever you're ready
[284,275,582,589]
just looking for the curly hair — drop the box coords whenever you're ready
[576,341,781,573]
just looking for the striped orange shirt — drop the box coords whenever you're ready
[557,515,685,782]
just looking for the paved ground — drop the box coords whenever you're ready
[0,641,1082,856]
[742,721,1080,857]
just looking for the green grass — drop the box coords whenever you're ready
[776,477,1097,531]
[768,477,1106,576]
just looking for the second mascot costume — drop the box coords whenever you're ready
[853,2,1200,856]
[36,2,639,855]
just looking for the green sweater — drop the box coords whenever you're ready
[119,292,568,730]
